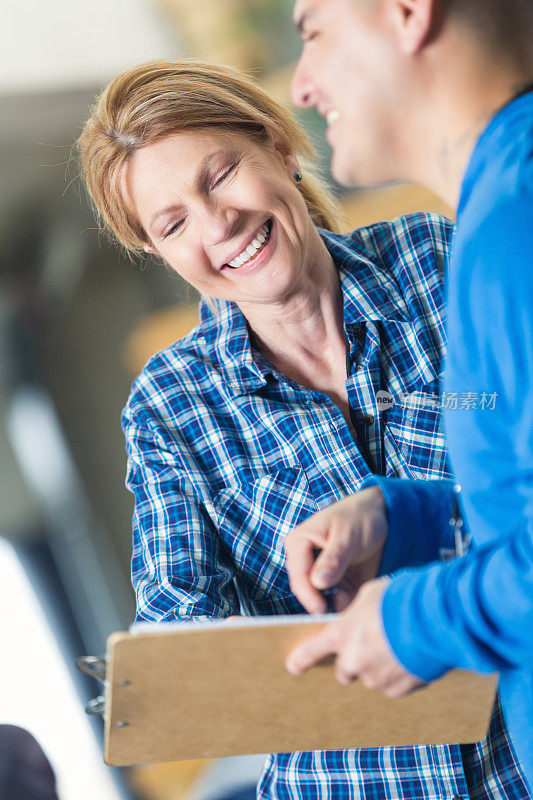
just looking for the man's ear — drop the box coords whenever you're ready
[388,0,443,55]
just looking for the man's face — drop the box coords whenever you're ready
[291,0,404,188]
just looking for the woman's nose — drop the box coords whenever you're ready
[200,203,240,246]
[290,55,316,108]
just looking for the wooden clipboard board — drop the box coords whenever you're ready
[103,615,498,766]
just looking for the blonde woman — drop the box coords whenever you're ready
[79,60,463,800]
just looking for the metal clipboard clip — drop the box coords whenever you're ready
[77,655,108,716]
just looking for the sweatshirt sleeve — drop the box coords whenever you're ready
[381,521,533,680]
[361,476,460,575]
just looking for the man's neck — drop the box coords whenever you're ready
[433,79,531,208]
[403,29,533,209]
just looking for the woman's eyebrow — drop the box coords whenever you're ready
[150,203,183,232]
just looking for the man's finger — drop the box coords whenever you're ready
[285,515,329,552]
[381,672,425,698]
[285,534,327,614]
[310,527,362,590]
[335,663,359,685]
[285,627,338,675]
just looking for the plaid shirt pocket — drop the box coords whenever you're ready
[386,386,451,480]
[213,467,317,607]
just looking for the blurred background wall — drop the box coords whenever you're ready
[0,1,450,798]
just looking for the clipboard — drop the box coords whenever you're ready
[80,614,498,766]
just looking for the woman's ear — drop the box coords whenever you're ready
[266,129,299,174]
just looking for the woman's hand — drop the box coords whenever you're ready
[284,486,388,614]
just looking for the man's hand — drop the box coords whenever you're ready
[286,578,424,697]
[284,486,388,614]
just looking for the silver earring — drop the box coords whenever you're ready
[294,171,303,182]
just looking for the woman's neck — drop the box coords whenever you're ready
[239,236,346,386]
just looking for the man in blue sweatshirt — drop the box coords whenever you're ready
[285,0,533,791]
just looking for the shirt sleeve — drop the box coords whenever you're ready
[361,476,459,574]
[123,403,239,624]
[379,199,533,681]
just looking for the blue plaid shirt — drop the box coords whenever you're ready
[123,213,528,800]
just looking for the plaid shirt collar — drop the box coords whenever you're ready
[198,229,410,397]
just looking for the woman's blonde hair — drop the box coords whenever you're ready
[78,59,341,253]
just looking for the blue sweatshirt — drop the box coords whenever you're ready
[366,92,533,789]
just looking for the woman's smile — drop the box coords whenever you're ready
[221,219,274,274]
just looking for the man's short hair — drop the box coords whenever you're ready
[445,0,533,55]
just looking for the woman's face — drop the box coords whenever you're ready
[122,128,321,306]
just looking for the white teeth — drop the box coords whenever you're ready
[227,222,271,268]
[326,109,339,126]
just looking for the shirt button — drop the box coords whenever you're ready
[363,414,374,426]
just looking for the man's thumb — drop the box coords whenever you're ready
[311,541,356,589]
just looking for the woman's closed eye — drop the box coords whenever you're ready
[211,161,238,189]
[162,217,186,239]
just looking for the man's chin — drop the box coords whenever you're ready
[331,149,389,190]
[331,150,366,189]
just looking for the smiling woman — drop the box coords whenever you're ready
[78,60,339,250]
[79,60,342,314]
[118,127,323,308]
[78,59,462,800]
